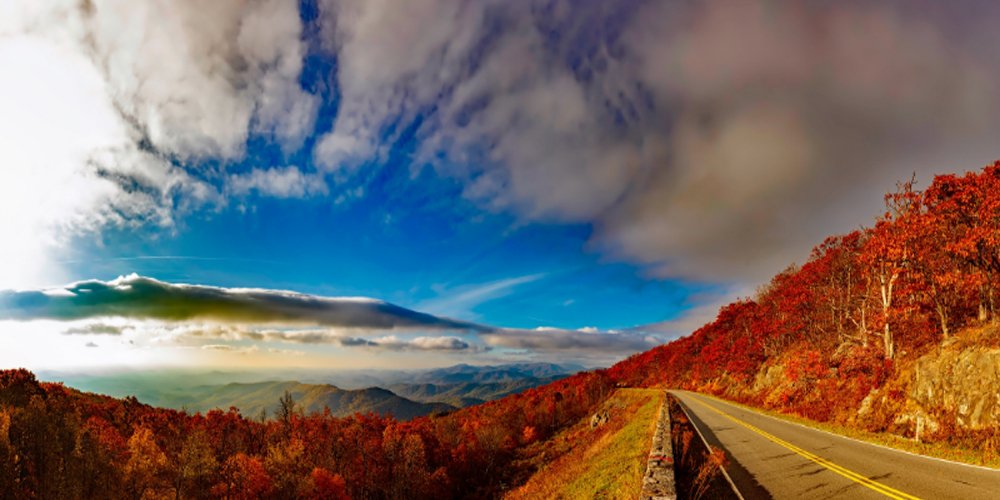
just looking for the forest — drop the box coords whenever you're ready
[3,161,1000,497]
[610,161,1000,447]
[0,367,614,499]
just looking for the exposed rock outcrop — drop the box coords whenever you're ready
[909,343,1000,430]
[590,410,610,428]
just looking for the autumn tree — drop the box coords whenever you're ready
[307,468,349,499]
[860,179,920,359]
[175,428,217,497]
[276,390,297,438]
[124,426,168,498]
[213,453,272,499]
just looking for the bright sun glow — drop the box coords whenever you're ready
[0,34,126,289]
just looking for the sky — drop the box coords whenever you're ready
[0,0,998,371]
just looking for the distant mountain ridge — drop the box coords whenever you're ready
[150,380,456,420]
[389,377,563,408]
[410,362,583,384]
[36,362,583,419]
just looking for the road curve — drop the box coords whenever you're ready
[671,391,1000,499]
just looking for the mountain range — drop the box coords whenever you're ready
[37,362,583,420]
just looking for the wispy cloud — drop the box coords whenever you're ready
[419,273,546,317]
[625,286,753,340]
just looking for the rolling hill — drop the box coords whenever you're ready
[141,380,456,420]
[388,377,563,407]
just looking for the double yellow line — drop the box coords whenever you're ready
[685,395,922,500]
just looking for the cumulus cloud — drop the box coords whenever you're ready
[314,0,1000,283]
[6,0,995,292]
[227,166,329,199]
[0,0,321,287]
[83,0,319,159]
[0,274,486,331]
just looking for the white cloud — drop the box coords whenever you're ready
[87,0,318,158]
[418,273,546,318]
[314,0,1000,285]
[228,167,329,199]
[0,0,320,288]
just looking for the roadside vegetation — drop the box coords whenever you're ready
[506,389,662,499]
[611,161,1000,468]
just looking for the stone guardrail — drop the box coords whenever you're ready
[641,392,677,499]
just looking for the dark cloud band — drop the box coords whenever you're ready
[0,274,488,332]
[2,275,663,357]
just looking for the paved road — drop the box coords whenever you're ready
[671,391,1000,499]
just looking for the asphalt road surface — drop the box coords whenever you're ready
[671,391,1000,499]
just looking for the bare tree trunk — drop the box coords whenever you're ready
[979,284,989,322]
[936,302,950,338]
[879,270,896,359]
[860,302,868,347]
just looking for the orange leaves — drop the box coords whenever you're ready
[521,425,538,444]
[124,427,168,496]
[213,453,272,499]
[308,468,349,499]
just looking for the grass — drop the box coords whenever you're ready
[696,392,1000,469]
[505,389,663,499]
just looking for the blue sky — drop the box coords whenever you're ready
[1,0,998,370]
[63,167,712,331]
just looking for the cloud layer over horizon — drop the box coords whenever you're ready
[0,275,661,361]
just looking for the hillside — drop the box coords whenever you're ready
[410,363,583,384]
[389,378,561,408]
[38,362,578,412]
[506,389,663,499]
[610,161,1000,462]
[152,381,456,420]
[0,367,614,498]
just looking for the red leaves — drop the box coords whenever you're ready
[0,367,616,498]
[308,468,349,499]
[213,453,272,499]
[607,160,1000,425]
[0,369,43,407]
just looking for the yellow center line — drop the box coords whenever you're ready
[684,394,923,500]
